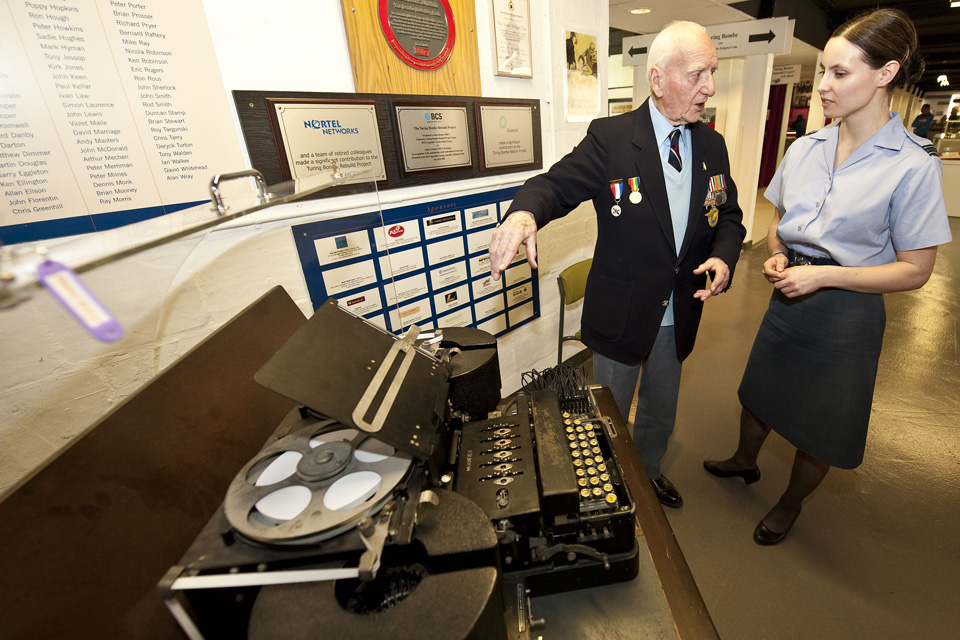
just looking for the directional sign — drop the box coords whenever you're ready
[622,17,794,67]
[771,64,802,85]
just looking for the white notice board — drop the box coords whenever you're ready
[0,0,244,244]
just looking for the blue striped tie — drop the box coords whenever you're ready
[668,129,682,172]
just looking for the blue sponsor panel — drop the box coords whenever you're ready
[292,185,535,336]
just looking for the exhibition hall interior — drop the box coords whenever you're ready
[1,1,957,638]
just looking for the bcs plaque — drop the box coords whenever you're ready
[379,0,456,71]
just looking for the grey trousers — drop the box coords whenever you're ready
[592,325,682,479]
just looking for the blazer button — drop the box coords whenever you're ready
[674,268,679,275]
[661,300,669,307]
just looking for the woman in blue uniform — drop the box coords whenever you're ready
[703,8,952,545]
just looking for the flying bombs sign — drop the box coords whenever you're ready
[379,0,456,70]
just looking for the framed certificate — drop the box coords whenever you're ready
[492,0,532,78]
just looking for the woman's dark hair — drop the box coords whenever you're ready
[833,8,924,89]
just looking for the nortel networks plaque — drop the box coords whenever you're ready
[268,100,387,183]
[394,104,471,174]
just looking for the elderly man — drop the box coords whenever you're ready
[489,22,745,508]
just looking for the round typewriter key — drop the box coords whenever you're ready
[571,450,581,458]
[578,478,588,487]
[569,442,578,449]
[589,438,598,446]
[563,412,570,418]
[590,477,600,486]
[587,467,598,476]
[581,489,592,498]
[592,447,602,455]
[567,433,576,441]
[577,433,586,440]
[603,483,614,492]
[592,487,603,497]
[576,468,586,477]
[605,494,618,504]
[587,430,595,438]
[573,459,583,467]
[597,463,607,471]
[575,425,584,432]
[565,425,574,432]
[574,419,582,425]
[600,473,610,482]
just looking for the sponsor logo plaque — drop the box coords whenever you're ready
[394,104,471,173]
[267,99,386,183]
[476,103,536,170]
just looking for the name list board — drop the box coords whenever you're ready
[0,0,244,243]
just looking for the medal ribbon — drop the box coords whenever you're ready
[708,174,726,193]
[627,177,640,194]
[609,180,623,200]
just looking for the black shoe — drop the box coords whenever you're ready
[753,507,801,546]
[651,475,682,508]
[703,460,761,484]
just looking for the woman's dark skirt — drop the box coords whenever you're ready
[737,288,886,469]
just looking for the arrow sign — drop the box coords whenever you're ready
[748,30,775,44]
[621,17,793,67]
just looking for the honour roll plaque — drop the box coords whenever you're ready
[379,0,456,70]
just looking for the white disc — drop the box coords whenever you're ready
[323,471,382,511]
[253,451,303,486]
[309,428,357,448]
[354,438,395,463]
[254,485,312,522]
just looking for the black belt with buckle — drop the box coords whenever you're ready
[788,249,840,267]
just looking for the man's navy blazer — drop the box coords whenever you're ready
[508,99,746,365]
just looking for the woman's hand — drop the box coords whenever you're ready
[770,265,833,297]
[762,253,789,283]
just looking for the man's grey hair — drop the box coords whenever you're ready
[647,21,712,74]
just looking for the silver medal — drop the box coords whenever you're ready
[611,204,622,217]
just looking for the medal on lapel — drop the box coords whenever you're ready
[627,177,642,204]
[609,179,623,217]
[703,174,727,228]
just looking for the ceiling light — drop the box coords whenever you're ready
[630,8,653,14]
[938,75,950,86]
[951,0,960,7]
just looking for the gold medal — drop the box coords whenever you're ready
[705,206,718,227]
[629,191,642,205]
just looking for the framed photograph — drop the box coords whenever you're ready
[608,99,633,116]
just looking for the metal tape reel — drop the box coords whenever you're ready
[224,417,412,545]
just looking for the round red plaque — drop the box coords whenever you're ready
[378,0,456,71]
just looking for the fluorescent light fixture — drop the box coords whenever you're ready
[938,75,950,86]
[951,0,960,8]
[630,7,653,14]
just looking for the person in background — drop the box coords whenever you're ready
[489,21,745,509]
[790,113,807,136]
[911,103,935,139]
[703,8,951,545]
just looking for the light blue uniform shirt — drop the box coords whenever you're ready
[648,100,692,326]
[766,112,951,267]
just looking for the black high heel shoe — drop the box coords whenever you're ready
[753,506,801,546]
[703,460,761,484]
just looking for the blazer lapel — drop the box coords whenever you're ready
[632,100,675,252]
[678,123,709,262]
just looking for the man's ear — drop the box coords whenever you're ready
[649,66,663,97]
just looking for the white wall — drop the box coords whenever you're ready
[0,0,606,499]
